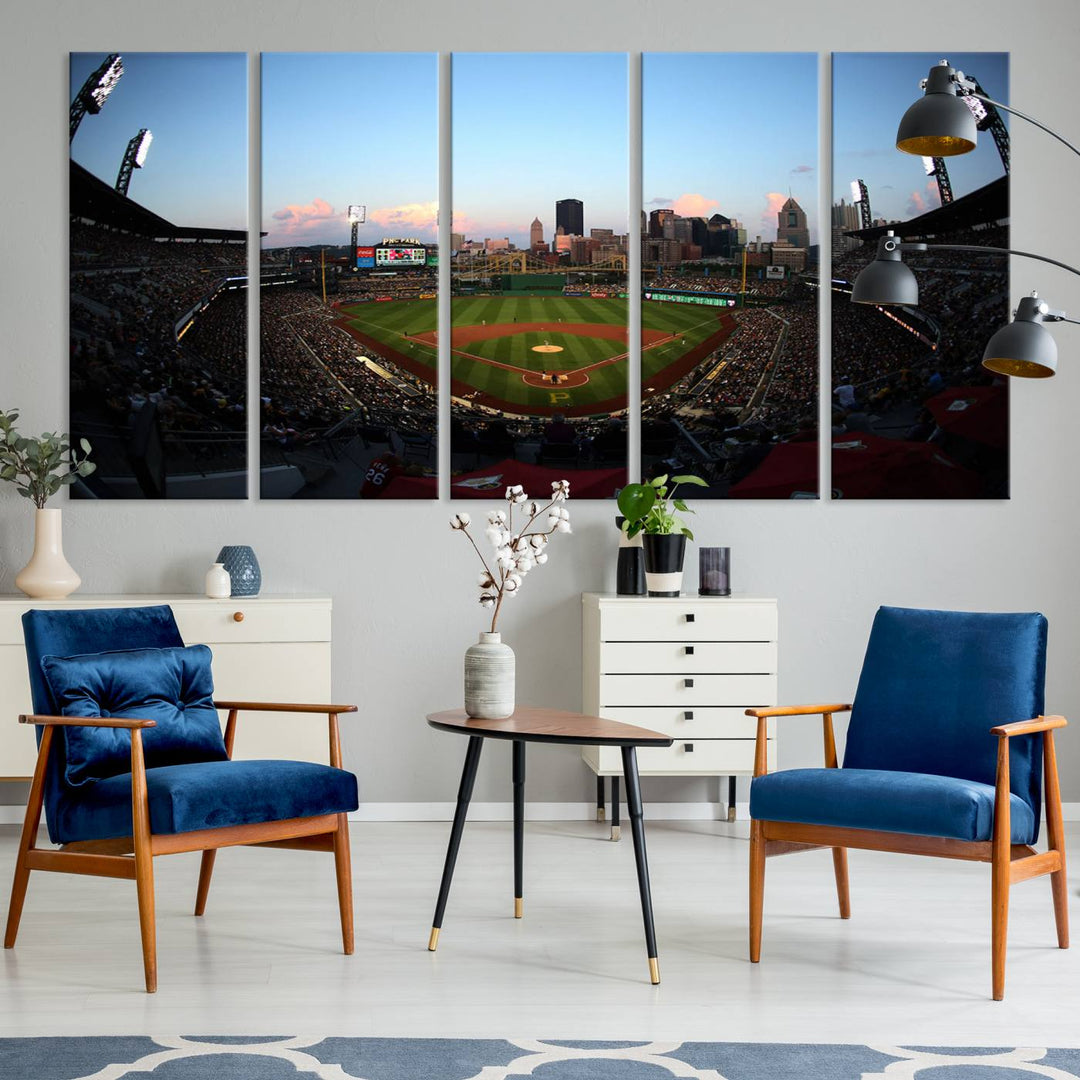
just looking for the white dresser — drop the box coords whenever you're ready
[0,594,334,782]
[582,592,778,829]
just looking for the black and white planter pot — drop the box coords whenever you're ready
[642,533,687,597]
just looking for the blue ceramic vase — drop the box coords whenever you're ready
[216,545,262,597]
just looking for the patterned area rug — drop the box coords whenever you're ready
[2,1038,1079,1079]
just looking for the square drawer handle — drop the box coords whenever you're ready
[684,710,694,721]
[684,742,694,752]
[684,678,694,689]
[684,645,695,655]
[685,613,695,623]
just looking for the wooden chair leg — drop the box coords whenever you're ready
[991,736,1011,1001]
[749,819,765,962]
[194,850,216,916]
[4,727,52,950]
[1044,731,1070,949]
[333,813,354,955]
[131,732,157,993]
[832,847,851,919]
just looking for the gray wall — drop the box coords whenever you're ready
[3,0,1080,807]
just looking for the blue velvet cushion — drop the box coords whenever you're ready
[843,607,1047,832]
[750,767,1037,844]
[51,759,360,843]
[40,645,228,786]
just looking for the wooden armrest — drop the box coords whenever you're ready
[19,713,156,729]
[745,703,852,719]
[990,715,1067,738]
[213,701,358,715]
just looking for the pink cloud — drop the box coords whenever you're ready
[906,179,941,218]
[671,193,720,218]
[369,201,439,237]
[760,192,788,236]
[270,197,339,233]
[791,164,814,174]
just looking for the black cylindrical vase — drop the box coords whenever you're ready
[642,534,687,597]
[615,515,646,596]
[699,547,731,596]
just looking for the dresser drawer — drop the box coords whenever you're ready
[599,705,772,741]
[172,600,330,645]
[591,738,772,775]
[600,673,776,708]
[599,601,776,643]
[601,641,776,675]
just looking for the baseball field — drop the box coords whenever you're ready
[334,294,737,417]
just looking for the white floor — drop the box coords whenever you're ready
[1,819,1077,1047]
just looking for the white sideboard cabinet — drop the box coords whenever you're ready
[0,594,334,782]
[582,592,778,836]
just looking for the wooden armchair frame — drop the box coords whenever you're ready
[4,700,358,993]
[747,703,1069,1000]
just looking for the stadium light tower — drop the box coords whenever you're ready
[850,179,873,230]
[348,204,366,270]
[921,155,954,205]
[115,129,153,197]
[70,53,123,143]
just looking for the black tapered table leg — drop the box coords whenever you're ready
[728,775,738,823]
[429,735,484,950]
[621,745,660,984]
[610,775,621,841]
[513,740,525,918]
[596,774,606,822]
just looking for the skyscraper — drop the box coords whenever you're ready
[555,198,583,239]
[530,217,544,251]
[777,196,810,248]
[648,208,674,238]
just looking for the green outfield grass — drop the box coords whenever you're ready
[337,294,728,413]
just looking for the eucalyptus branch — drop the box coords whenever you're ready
[0,409,96,509]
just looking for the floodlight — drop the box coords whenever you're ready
[88,54,124,112]
[347,204,366,224]
[133,129,153,167]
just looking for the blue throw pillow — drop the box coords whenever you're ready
[40,644,228,786]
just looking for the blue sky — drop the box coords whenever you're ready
[262,53,438,248]
[833,52,1008,222]
[453,53,628,247]
[70,53,247,231]
[644,53,819,244]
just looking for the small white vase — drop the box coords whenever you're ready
[464,631,515,719]
[15,508,81,600]
[204,562,231,599]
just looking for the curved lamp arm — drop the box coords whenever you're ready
[895,241,1080,282]
[971,92,1080,160]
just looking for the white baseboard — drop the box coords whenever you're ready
[3,802,1080,826]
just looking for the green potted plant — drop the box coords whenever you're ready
[617,474,707,596]
[0,409,95,599]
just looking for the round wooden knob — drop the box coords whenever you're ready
[233,611,244,623]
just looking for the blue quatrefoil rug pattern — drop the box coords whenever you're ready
[2,1037,1079,1080]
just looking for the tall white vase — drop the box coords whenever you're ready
[464,631,515,719]
[15,508,81,600]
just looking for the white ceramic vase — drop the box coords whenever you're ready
[464,631,515,719]
[15,508,81,600]
[204,562,231,599]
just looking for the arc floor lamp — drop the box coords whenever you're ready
[851,59,1079,378]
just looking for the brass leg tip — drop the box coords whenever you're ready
[596,808,606,822]
[610,826,621,842]
[648,957,660,984]
[727,807,737,823]
[514,897,523,919]
[428,927,440,951]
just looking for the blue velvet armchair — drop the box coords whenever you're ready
[4,605,360,992]
[747,606,1068,1000]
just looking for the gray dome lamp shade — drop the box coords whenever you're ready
[982,295,1059,378]
[896,61,978,157]
[850,234,919,306]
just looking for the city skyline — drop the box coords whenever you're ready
[453,53,629,248]
[644,53,819,246]
[833,52,1008,223]
[70,52,247,232]
[262,53,438,249]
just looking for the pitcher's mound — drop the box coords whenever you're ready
[531,344,564,354]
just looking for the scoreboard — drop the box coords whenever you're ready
[375,245,427,267]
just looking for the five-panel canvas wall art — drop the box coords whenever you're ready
[68,51,1009,501]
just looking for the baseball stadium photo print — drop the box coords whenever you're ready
[450,53,630,499]
[831,52,1010,499]
[69,52,248,499]
[641,52,819,499]
[260,52,439,499]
